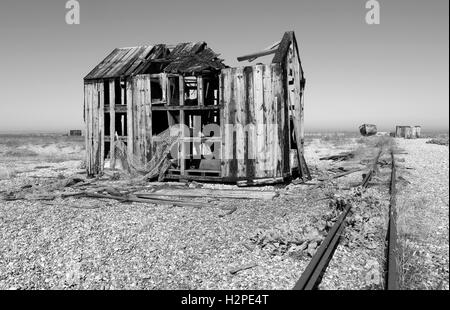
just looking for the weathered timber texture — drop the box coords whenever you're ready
[220,63,287,181]
[84,82,104,176]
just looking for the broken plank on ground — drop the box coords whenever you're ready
[134,188,278,200]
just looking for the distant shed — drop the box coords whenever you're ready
[396,126,421,139]
[69,130,82,136]
[83,31,309,184]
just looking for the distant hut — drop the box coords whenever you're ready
[69,130,82,136]
[414,126,422,138]
[396,126,420,139]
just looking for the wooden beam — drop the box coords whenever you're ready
[151,105,223,111]
[104,104,127,113]
[247,40,281,62]
[237,48,278,62]
[134,188,277,200]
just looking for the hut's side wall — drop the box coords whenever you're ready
[84,81,104,176]
[123,74,153,166]
[131,75,152,163]
[220,63,288,181]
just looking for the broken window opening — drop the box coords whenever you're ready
[151,76,164,104]
[104,142,110,160]
[183,76,198,105]
[115,113,127,137]
[114,78,122,106]
[167,76,180,105]
[203,76,219,106]
[104,112,111,136]
[152,110,169,136]
[120,80,127,106]
[181,110,221,172]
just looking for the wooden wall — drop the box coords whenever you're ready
[128,75,152,163]
[84,81,104,176]
[220,63,289,181]
[85,65,300,183]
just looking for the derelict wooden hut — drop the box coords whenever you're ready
[83,31,309,184]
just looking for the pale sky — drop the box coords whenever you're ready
[0,0,448,133]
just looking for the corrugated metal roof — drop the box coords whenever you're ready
[85,41,226,80]
[84,45,168,80]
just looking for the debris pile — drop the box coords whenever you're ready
[1,171,278,210]
[250,223,326,257]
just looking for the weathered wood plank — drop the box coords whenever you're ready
[143,75,152,162]
[135,188,277,200]
[244,66,256,180]
[126,78,134,159]
[151,105,222,111]
[228,68,237,178]
[253,65,265,178]
[263,64,273,178]
[84,84,90,175]
[179,75,186,175]
[237,48,278,62]
[98,82,105,173]
[272,63,284,177]
[109,79,116,169]
[221,69,232,178]
[235,68,246,178]
[92,83,99,175]
[197,76,204,106]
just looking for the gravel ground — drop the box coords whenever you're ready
[1,135,447,290]
[1,162,329,290]
[395,138,449,290]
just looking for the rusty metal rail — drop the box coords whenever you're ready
[293,203,352,290]
[386,151,399,290]
[361,148,383,188]
[293,147,396,290]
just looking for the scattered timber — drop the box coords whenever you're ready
[310,168,365,190]
[63,191,207,208]
[237,177,285,187]
[319,152,354,161]
[134,188,278,200]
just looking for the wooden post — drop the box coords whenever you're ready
[84,84,90,175]
[98,82,105,173]
[179,75,186,175]
[144,75,152,162]
[109,79,116,169]
[197,76,204,106]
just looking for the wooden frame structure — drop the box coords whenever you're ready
[84,31,309,184]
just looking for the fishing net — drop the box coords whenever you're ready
[113,128,180,181]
